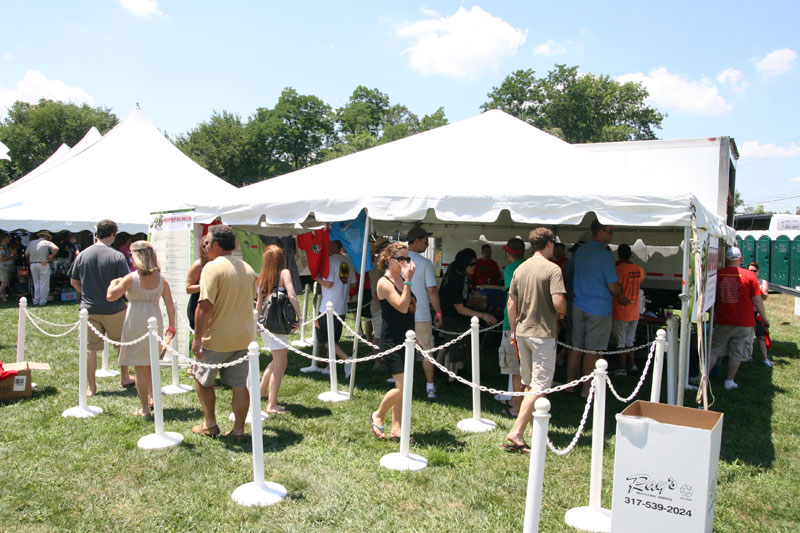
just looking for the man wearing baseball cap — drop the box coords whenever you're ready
[705,246,769,391]
[497,237,526,416]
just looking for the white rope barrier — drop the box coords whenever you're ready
[433,321,502,335]
[62,309,102,418]
[546,380,595,456]
[556,339,654,356]
[155,333,252,370]
[24,308,80,338]
[606,340,658,403]
[87,320,149,347]
[24,308,80,328]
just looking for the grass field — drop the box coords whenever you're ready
[1,296,799,532]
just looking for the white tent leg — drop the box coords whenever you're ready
[676,226,691,406]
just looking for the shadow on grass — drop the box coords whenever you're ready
[0,384,59,405]
[218,426,303,453]
[412,428,466,450]
[279,403,331,419]
[162,406,204,421]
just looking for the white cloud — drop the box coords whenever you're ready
[533,39,566,57]
[716,67,748,93]
[120,0,163,18]
[740,140,800,159]
[0,70,94,115]
[754,48,797,76]
[789,176,800,182]
[617,67,731,116]
[395,6,527,79]
[2,52,11,61]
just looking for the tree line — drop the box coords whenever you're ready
[0,65,665,188]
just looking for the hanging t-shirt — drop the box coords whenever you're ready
[233,228,266,273]
[297,228,329,280]
[612,262,645,322]
[318,253,355,315]
[715,266,761,327]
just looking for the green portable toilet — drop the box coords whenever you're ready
[791,236,800,289]
[742,236,756,266]
[771,235,790,286]
[756,236,771,282]
[735,235,743,251]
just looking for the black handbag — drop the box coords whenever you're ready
[261,278,298,335]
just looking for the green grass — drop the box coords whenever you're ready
[1,297,799,532]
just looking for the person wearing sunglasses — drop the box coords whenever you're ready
[371,241,417,440]
[439,248,498,379]
[747,262,773,368]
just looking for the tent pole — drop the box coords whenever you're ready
[348,213,371,397]
[676,226,691,406]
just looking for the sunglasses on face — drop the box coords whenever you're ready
[469,261,477,266]
[393,256,410,263]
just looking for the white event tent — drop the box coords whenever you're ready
[191,109,736,405]
[0,108,236,234]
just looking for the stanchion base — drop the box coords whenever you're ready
[137,431,184,450]
[493,393,512,402]
[380,452,428,471]
[231,481,287,507]
[95,369,120,378]
[229,410,268,423]
[162,383,193,395]
[564,506,612,532]
[300,365,323,374]
[62,405,103,418]
[318,390,350,402]
[456,417,497,433]
[292,340,312,348]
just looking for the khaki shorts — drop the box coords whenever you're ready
[87,310,126,352]
[193,348,249,388]
[572,306,612,351]
[498,330,520,375]
[711,325,754,362]
[613,320,638,348]
[415,321,434,351]
[518,336,556,391]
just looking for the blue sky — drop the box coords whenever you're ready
[1,1,798,212]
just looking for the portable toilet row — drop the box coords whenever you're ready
[735,234,800,288]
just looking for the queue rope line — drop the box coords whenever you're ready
[547,380,596,456]
[23,308,81,338]
[606,341,657,403]
[153,332,252,369]
[24,308,80,328]
[433,321,503,335]
[86,320,150,347]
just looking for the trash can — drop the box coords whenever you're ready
[610,401,723,533]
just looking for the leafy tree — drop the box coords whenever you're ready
[270,88,333,171]
[175,111,255,186]
[336,86,391,136]
[0,99,118,186]
[481,65,664,143]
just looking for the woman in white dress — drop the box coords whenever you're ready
[108,241,176,416]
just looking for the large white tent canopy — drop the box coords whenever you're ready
[192,110,734,246]
[0,108,236,234]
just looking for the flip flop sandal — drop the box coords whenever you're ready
[370,414,386,439]
[503,441,531,453]
[222,430,249,442]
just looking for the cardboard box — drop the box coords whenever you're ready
[0,362,51,401]
[610,401,723,533]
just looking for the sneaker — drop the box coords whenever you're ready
[723,379,738,391]
[763,358,773,368]
[426,386,437,400]
[344,361,352,379]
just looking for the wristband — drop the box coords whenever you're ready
[166,326,176,334]
[435,312,442,317]
[404,281,412,286]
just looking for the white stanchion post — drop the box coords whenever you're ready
[232,341,287,507]
[380,330,427,471]
[300,284,323,373]
[317,302,349,402]
[62,309,103,418]
[163,299,191,394]
[564,359,611,532]
[650,329,667,404]
[523,397,552,533]
[234,309,267,424]
[665,316,678,405]
[95,339,120,378]
[16,297,27,363]
[457,316,496,433]
[292,284,312,348]
[138,317,183,449]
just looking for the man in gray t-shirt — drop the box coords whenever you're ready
[69,219,133,395]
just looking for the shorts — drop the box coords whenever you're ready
[193,348,249,388]
[0,269,9,283]
[316,313,344,346]
[517,336,556,390]
[572,306,612,351]
[498,330,520,375]
[87,309,126,352]
[261,330,289,352]
[711,325,754,362]
[613,320,638,348]
[415,321,434,351]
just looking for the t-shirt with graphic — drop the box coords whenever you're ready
[318,253,355,315]
[612,262,645,322]
[714,266,762,327]
[297,228,329,280]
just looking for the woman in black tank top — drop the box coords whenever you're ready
[370,242,416,440]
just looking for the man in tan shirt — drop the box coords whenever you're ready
[191,225,256,440]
